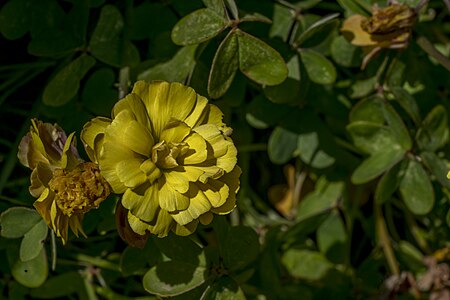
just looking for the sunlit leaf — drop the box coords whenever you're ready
[236,29,288,86]
[208,31,239,99]
[202,276,246,300]
[282,249,333,281]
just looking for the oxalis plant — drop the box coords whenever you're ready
[0,0,450,299]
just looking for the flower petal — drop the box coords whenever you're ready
[132,81,197,138]
[121,183,159,223]
[159,119,191,143]
[171,185,212,225]
[180,132,208,165]
[172,220,199,236]
[81,117,111,163]
[112,93,151,128]
[158,180,190,212]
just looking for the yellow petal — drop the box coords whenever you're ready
[341,15,378,46]
[172,186,212,225]
[158,180,190,212]
[121,184,159,223]
[197,179,230,208]
[29,163,53,197]
[172,220,199,236]
[140,159,161,183]
[107,110,154,157]
[112,93,151,128]
[116,159,148,189]
[81,117,111,163]
[131,81,197,139]
[127,211,150,235]
[184,95,209,128]
[180,132,208,165]
[159,119,191,143]
[147,208,173,237]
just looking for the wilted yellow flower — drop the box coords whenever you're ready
[81,81,241,239]
[18,119,111,244]
[341,3,416,67]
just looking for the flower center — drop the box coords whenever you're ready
[49,162,111,217]
[151,140,189,169]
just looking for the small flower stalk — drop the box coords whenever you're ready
[81,80,241,242]
[341,2,417,68]
[18,119,110,244]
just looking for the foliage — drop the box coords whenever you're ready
[1,0,450,299]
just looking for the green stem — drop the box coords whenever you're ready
[0,195,27,206]
[70,254,121,272]
[375,204,400,275]
[416,35,450,72]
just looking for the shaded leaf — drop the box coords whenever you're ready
[399,158,434,215]
[420,151,450,190]
[317,210,347,264]
[0,207,42,238]
[10,246,48,288]
[30,272,83,298]
[20,219,48,262]
[202,276,245,300]
[269,4,294,41]
[0,0,31,40]
[268,126,298,164]
[390,86,421,126]
[297,177,343,221]
[416,105,448,152]
[282,249,333,281]
[43,55,96,107]
[300,49,336,85]
[138,45,198,83]
[171,8,229,45]
[236,29,288,86]
[89,5,139,67]
[331,35,362,67]
[208,31,239,99]
[297,131,335,168]
[295,13,339,47]
[375,161,405,204]
[143,260,208,297]
[223,226,259,271]
[81,68,117,116]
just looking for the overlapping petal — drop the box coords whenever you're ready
[81,80,241,242]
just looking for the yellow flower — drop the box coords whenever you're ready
[18,119,111,244]
[341,3,416,67]
[81,81,241,239]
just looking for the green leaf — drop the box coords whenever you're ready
[282,249,333,281]
[297,177,343,221]
[0,207,42,238]
[420,151,450,190]
[336,0,369,16]
[130,2,177,40]
[138,45,198,83]
[208,31,239,99]
[0,0,31,40]
[20,219,47,262]
[300,49,336,85]
[399,158,434,215]
[81,68,117,116]
[351,147,405,184]
[143,261,208,297]
[269,4,294,41]
[155,235,203,264]
[396,241,424,272]
[375,161,405,205]
[416,105,449,152]
[120,241,156,277]
[202,276,245,300]
[28,0,88,56]
[10,247,48,288]
[263,55,302,104]
[43,55,96,107]
[89,5,139,67]
[245,95,291,129]
[171,8,229,45]
[297,131,335,168]
[295,13,339,47]
[203,0,226,16]
[390,87,421,126]
[268,126,298,164]
[317,210,347,264]
[350,76,377,99]
[222,226,259,271]
[236,29,288,86]
[331,35,362,68]
[30,272,83,298]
